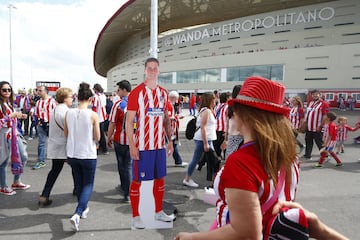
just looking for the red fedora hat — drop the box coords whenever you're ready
[228,76,290,116]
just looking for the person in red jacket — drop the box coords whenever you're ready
[189,93,197,116]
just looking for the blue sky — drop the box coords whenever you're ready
[0,0,127,92]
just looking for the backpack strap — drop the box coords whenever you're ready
[195,107,208,132]
[261,167,286,215]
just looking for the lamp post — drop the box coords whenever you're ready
[8,4,16,87]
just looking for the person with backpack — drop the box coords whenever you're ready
[183,92,217,188]
[107,80,132,203]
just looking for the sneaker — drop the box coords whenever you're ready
[335,163,343,167]
[154,210,175,222]
[27,137,33,140]
[175,162,188,167]
[302,155,312,160]
[32,162,46,170]
[336,152,340,154]
[11,182,31,190]
[182,178,199,188]
[102,151,110,155]
[70,214,80,232]
[81,207,90,219]
[313,163,323,168]
[132,216,145,229]
[0,186,16,196]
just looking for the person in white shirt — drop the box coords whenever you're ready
[64,82,100,232]
[38,87,75,206]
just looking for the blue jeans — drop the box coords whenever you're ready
[187,140,213,177]
[37,126,47,162]
[0,136,28,188]
[114,142,131,197]
[67,158,96,216]
[29,120,38,138]
[172,139,183,165]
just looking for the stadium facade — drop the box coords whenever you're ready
[94,0,360,107]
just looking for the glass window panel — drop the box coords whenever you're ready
[158,72,172,84]
[227,65,284,82]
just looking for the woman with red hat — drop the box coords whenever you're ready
[176,77,347,240]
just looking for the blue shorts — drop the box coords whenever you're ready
[132,149,166,181]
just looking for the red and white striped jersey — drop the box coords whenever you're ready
[215,103,228,132]
[108,97,128,145]
[35,97,57,123]
[127,83,169,151]
[289,106,304,129]
[213,142,299,228]
[0,102,14,128]
[305,100,328,132]
[92,92,108,122]
[337,124,357,141]
[322,122,337,142]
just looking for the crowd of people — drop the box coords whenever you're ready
[1,56,358,238]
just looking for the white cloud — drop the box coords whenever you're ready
[0,0,126,92]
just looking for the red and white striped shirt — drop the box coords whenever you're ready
[127,83,169,151]
[213,142,299,228]
[0,102,14,128]
[215,103,228,132]
[35,97,57,123]
[108,97,128,145]
[322,122,337,148]
[337,124,357,141]
[305,100,328,132]
[92,92,108,122]
[289,106,304,129]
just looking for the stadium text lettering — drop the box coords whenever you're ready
[165,7,335,46]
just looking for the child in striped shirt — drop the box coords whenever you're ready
[336,116,359,154]
[314,112,342,168]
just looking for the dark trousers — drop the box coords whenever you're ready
[41,159,75,198]
[114,142,131,197]
[23,111,30,135]
[98,122,108,153]
[213,131,225,159]
[304,131,323,157]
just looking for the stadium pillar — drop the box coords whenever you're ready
[149,0,158,58]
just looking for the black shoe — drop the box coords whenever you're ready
[123,196,130,203]
[38,196,53,207]
[302,154,311,159]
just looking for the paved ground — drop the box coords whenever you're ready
[0,109,359,239]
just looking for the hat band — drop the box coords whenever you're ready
[235,95,284,108]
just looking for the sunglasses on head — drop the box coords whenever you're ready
[1,88,11,93]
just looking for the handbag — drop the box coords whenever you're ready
[262,168,309,240]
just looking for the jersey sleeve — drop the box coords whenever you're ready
[221,149,262,193]
[127,87,140,111]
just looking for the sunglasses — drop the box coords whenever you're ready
[1,88,12,93]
